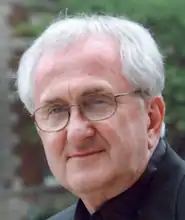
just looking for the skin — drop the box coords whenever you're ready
[33,36,165,213]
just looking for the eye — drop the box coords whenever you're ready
[83,97,107,107]
[91,99,107,104]
[48,105,68,115]
[82,95,114,109]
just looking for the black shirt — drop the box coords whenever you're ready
[75,139,166,220]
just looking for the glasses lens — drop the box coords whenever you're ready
[35,104,69,132]
[81,94,116,121]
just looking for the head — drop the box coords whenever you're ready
[17,15,165,206]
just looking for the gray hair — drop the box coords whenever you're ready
[16,14,165,136]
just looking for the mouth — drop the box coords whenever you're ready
[68,150,105,159]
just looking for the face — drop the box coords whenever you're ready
[34,36,164,197]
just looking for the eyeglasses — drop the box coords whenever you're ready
[33,90,144,132]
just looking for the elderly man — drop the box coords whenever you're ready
[17,15,185,220]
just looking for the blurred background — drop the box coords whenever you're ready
[0,0,185,219]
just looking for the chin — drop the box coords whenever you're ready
[66,171,110,195]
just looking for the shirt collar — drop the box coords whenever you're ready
[75,139,166,220]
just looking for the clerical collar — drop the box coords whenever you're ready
[75,139,166,220]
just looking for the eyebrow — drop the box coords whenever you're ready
[81,87,111,96]
[42,98,68,106]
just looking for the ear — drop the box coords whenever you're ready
[147,96,165,149]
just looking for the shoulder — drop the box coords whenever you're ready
[166,144,185,220]
[47,204,77,220]
[176,173,185,220]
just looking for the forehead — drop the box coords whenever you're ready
[34,36,131,105]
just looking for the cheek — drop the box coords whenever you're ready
[98,111,136,143]
[39,131,67,168]
[95,116,132,162]
[94,110,149,177]
[95,107,148,156]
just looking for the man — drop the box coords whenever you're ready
[17,15,185,220]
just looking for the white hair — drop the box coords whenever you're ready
[16,14,165,137]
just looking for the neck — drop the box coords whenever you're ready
[80,169,145,214]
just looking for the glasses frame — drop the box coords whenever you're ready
[32,89,145,133]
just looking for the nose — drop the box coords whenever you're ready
[67,107,95,147]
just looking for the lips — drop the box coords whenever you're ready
[68,149,104,159]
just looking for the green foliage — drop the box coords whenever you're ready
[16,0,185,145]
[14,13,55,37]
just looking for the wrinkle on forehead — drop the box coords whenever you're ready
[34,36,131,106]
[40,78,114,105]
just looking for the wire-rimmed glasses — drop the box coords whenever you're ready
[32,90,143,132]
